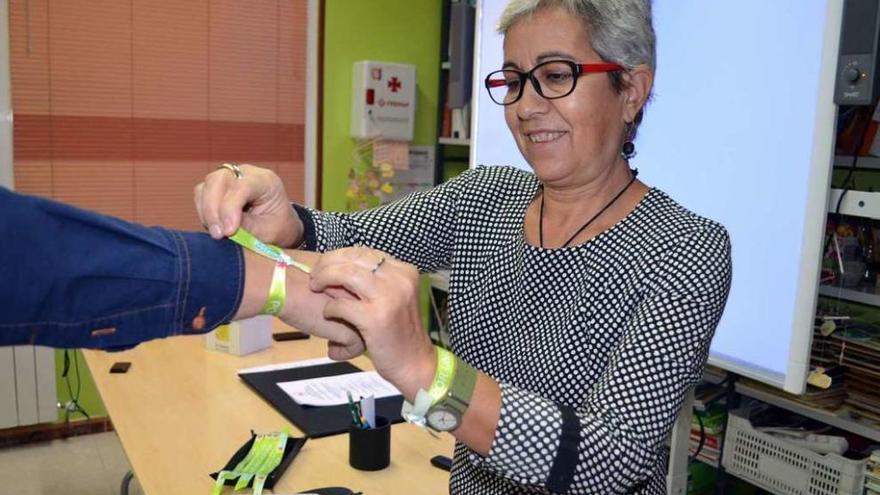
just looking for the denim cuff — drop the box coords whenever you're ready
[172,231,244,336]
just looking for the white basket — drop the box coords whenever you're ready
[722,411,866,495]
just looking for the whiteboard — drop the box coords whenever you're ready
[471,0,843,393]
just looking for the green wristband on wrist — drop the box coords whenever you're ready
[427,346,456,403]
[227,228,311,316]
[401,346,478,432]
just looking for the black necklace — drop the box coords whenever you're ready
[539,168,639,248]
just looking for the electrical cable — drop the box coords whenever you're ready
[62,349,90,424]
[688,410,706,463]
[833,104,874,216]
[72,350,89,421]
[689,375,736,465]
[822,104,875,261]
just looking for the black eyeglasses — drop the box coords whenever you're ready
[484,60,623,105]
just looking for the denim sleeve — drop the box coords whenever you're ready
[0,187,244,351]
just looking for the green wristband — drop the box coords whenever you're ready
[227,228,311,316]
[259,262,286,316]
[228,228,311,274]
[427,346,456,404]
[252,432,288,495]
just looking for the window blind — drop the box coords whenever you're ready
[10,0,307,229]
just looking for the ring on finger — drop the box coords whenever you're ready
[371,256,386,275]
[217,163,243,180]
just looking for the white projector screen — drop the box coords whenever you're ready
[470,0,843,393]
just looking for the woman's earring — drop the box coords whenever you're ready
[621,122,637,160]
[621,141,636,160]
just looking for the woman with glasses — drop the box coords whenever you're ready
[195,1,731,493]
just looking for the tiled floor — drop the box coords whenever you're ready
[0,432,143,495]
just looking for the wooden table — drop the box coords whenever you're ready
[82,329,454,495]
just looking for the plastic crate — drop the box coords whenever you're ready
[722,411,866,495]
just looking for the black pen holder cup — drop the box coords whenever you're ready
[348,415,391,471]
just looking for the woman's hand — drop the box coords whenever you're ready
[278,250,366,360]
[308,247,436,398]
[194,164,303,247]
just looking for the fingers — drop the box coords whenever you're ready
[218,186,256,237]
[324,286,358,300]
[309,261,377,300]
[309,313,364,346]
[198,169,238,239]
[323,298,370,331]
[311,246,377,268]
[193,182,207,229]
[196,164,295,242]
[327,340,366,361]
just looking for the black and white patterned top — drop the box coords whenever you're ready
[296,166,732,494]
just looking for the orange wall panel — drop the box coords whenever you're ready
[49,0,133,117]
[10,0,308,225]
[208,0,279,123]
[132,0,209,120]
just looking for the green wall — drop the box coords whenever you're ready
[54,350,107,421]
[322,0,445,329]
[322,0,442,211]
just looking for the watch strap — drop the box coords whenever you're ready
[425,352,478,431]
[442,356,477,413]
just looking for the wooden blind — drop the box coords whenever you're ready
[9,0,307,229]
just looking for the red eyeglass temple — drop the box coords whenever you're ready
[578,63,624,73]
[486,62,623,88]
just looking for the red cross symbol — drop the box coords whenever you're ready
[387,77,402,93]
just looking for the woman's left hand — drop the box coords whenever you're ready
[308,247,436,396]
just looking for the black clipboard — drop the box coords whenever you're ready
[238,361,403,438]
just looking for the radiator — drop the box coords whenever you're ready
[0,1,56,430]
[0,346,58,428]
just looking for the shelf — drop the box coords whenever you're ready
[735,381,880,443]
[438,137,470,146]
[691,453,720,469]
[702,365,728,385]
[834,155,880,170]
[828,188,880,218]
[429,269,450,292]
[818,284,880,306]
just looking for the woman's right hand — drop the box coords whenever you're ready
[194,164,303,248]
[280,251,366,361]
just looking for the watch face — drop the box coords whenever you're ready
[426,407,461,432]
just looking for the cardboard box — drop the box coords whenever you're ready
[205,315,273,356]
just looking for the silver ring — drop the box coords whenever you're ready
[217,163,243,180]
[371,256,386,275]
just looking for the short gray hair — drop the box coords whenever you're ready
[497,0,655,72]
[497,0,655,132]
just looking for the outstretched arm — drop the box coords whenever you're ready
[0,187,361,354]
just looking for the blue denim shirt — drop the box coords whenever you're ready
[0,187,244,350]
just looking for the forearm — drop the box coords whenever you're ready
[290,170,477,271]
[395,351,501,455]
[234,249,323,320]
[0,188,243,349]
[451,372,502,455]
[396,348,655,493]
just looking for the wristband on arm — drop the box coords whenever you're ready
[227,228,311,315]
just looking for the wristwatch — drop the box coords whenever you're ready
[424,349,478,432]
